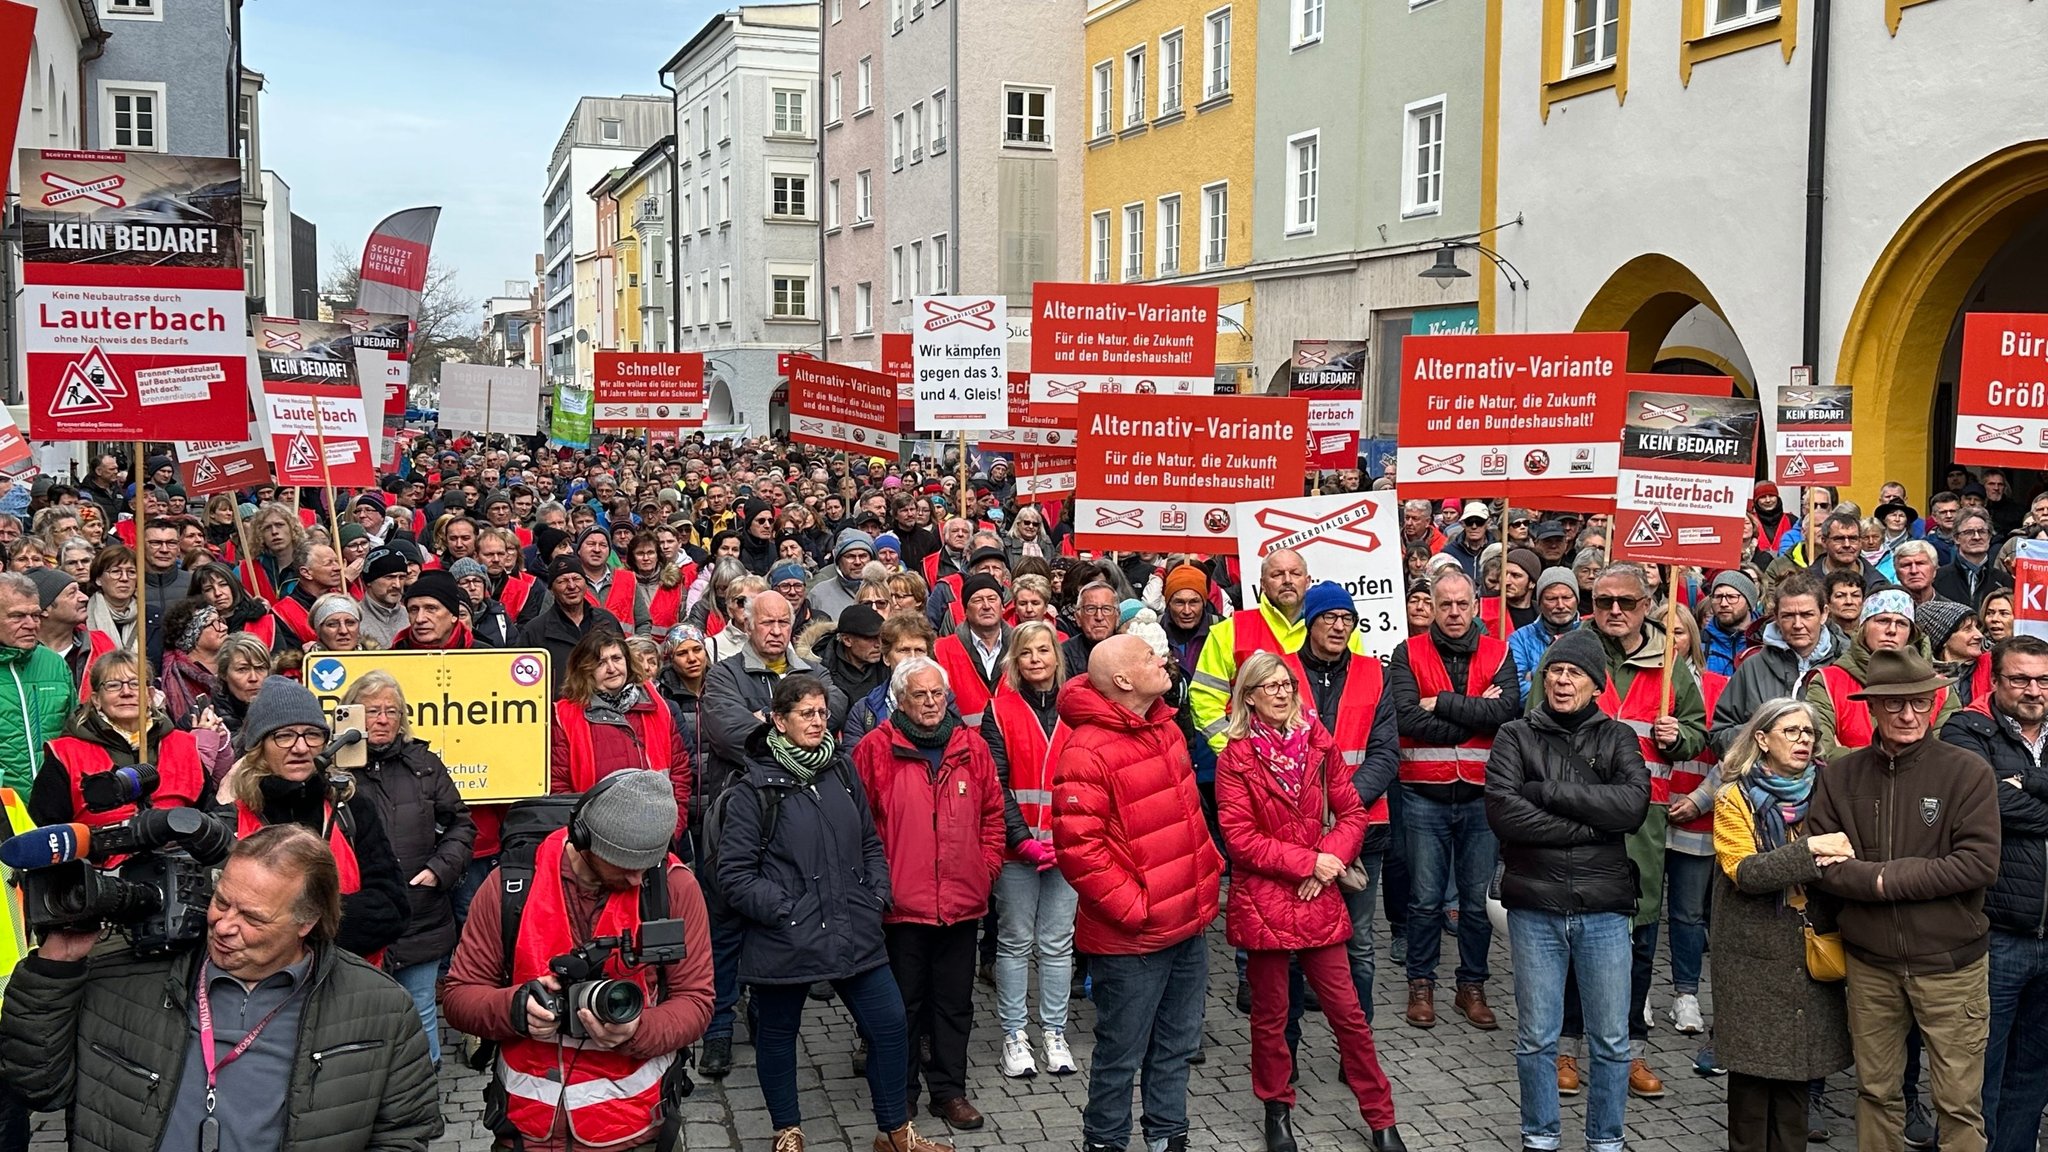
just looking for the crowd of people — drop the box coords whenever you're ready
[0,436,2038,1152]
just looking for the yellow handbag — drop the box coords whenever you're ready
[1798,906,1847,983]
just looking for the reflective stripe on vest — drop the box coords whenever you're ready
[1395,633,1504,787]
[989,687,1063,841]
[556,684,674,792]
[1822,663,1948,752]
[1599,668,1676,805]
[1667,672,1725,832]
[498,829,674,1148]
[1284,650,1390,824]
[649,582,685,639]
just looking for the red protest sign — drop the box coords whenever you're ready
[2016,556,2048,630]
[252,319,375,488]
[788,359,900,457]
[1011,454,1078,504]
[175,436,271,495]
[1396,332,1629,501]
[0,407,30,477]
[594,353,705,428]
[1956,313,2048,469]
[1029,282,1219,408]
[1772,385,1854,486]
[884,332,915,427]
[0,7,34,171]
[1612,389,1760,569]
[979,374,1077,454]
[1074,393,1309,552]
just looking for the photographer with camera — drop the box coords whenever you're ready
[26,649,220,830]
[444,769,713,1152]
[206,675,409,964]
[0,822,442,1152]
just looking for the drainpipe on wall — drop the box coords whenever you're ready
[1799,0,1833,372]
[658,70,683,352]
[815,7,829,359]
[948,0,960,298]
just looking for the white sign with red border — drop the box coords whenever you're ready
[1234,492,1407,660]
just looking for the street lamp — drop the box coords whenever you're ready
[1416,213,1530,291]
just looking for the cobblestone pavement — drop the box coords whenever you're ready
[31,920,1859,1152]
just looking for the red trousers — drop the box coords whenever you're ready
[1247,943,1398,1128]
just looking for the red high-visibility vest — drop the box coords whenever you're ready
[988,684,1063,850]
[1820,663,1949,751]
[554,685,674,791]
[1668,670,1726,833]
[235,802,376,965]
[1598,667,1679,806]
[1284,650,1390,824]
[1395,632,1506,788]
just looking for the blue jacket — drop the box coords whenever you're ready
[1700,614,1755,678]
[1508,615,1584,697]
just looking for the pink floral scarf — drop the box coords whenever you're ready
[1248,717,1312,798]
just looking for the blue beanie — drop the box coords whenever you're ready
[769,560,809,585]
[873,532,901,553]
[1118,598,1145,626]
[1301,581,1355,625]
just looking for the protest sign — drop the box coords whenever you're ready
[1612,389,1759,569]
[1234,492,1406,660]
[1773,385,1854,486]
[1074,393,1308,551]
[1956,313,2048,469]
[439,363,543,436]
[333,309,409,466]
[1011,454,1078,503]
[884,331,915,426]
[175,434,270,495]
[0,407,29,478]
[252,319,375,488]
[911,295,1008,429]
[1293,340,1368,470]
[788,359,900,456]
[551,384,593,448]
[1029,282,1219,407]
[304,649,550,802]
[2015,541,2048,641]
[1395,332,1629,501]
[17,149,249,439]
[978,374,1077,454]
[593,352,706,428]
[354,207,440,321]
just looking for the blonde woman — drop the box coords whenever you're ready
[1216,650,1402,1152]
[243,502,305,600]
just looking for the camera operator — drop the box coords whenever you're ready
[27,650,222,828]
[444,769,713,1152]
[205,675,408,964]
[0,823,442,1152]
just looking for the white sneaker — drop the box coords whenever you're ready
[1043,1028,1077,1076]
[1643,1003,1656,1032]
[1667,993,1705,1034]
[1000,1029,1037,1078]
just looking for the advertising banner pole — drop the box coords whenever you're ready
[309,399,345,551]
[958,430,971,518]
[1661,589,1680,721]
[130,442,151,761]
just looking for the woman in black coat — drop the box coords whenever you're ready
[715,674,931,1152]
[342,670,476,1067]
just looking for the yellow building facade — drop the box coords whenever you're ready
[1080,0,1257,388]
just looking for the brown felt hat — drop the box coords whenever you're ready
[1847,647,1955,699]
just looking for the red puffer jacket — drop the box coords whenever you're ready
[1051,675,1224,955]
[1215,723,1367,952]
[852,719,1007,926]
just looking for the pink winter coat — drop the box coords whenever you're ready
[1215,721,1367,952]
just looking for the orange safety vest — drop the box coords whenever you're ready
[601,569,639,624]
[234,802,376,965]
[1668,670,1726,833]
[1820,663,1949,751]
[1598,666,1680,806]
[1395,632,1506,787]
[554,684,674,792]
[988,684,1063,846]
[497,829,675,1148]
[1285,650,1391,824]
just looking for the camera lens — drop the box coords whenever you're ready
[570,979,643,1026]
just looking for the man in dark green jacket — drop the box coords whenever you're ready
[0,572,74,793]
[0,824,441,1152]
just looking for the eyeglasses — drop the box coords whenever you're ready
[98,678,141,693]
[1770,725,1817,740]
[1253,680,1295,696]
[859,597,888,608]
[1317,612,1358,628]
[1876,697,1936,715]
[1079,605,1118,617]
[362,706,403,719]
[1593,595,1642,611]
[267,728,331,749]
[2002,674,2048,690]
[905,689,947,703]
[787,708,830,722]
[1958,528,1993,539]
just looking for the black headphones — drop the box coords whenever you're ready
[567,771,634,853]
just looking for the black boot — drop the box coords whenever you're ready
[698,1035,732,1078]
[1263,1101,1297,1152]
[1237,978,1253,1013]
[1372,1125,1408,1152]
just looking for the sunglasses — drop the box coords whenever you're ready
[1594,595,1643,611]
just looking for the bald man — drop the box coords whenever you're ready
[1054,634,1224,1152]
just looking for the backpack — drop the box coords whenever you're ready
[697,776,789,888]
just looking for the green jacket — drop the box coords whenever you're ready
[0,936,441,1152]
[0,643,74,793]
[1601,624,1707,928]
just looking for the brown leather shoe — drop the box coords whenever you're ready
[774,1127,806,1152]
[1404,979,1436,1027]
[1628,1058,1666,1098]
[928,1097,985,1131]
[874,1123,954,1152]
[1555,1054,1581,1097]
[1454,983,1498,1030]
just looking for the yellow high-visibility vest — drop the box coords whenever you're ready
[0,789,31,1014]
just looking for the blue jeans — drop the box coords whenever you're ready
[994,860,1079,1034]
[1083,934,1207,1148]
[451,852,499,929]
[1665,849,1713,996]
[1509,909,1633,1152]
[1985,930,2048,1152]
[392,961,442,1065]
[753,965,909,1132]
[1341,853,1386,1025]
[1401,788,1496,986]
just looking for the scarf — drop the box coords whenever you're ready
[586,683,641,727]
[1431,620,1479,657]
[1743,765,1816,854]
[87,593,137,648]
[175,606,219,654]
[766,730,836,786]
[892,708,959,751]
[1247,717,1311,798]
[1541,698,1603,732]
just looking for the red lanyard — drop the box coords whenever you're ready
[194,959,311,1114]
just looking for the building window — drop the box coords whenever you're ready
[1286,131,1318,235]
[1710,0,1780,28]
[858,58,873,111]
[1403,96,1445,217]
[1004,86,1051,146]
[891,113,906,169]
[1204,8,1233,98]
[891,246,905,302]
[1294,0,1324,46]
[1157,194,1181,276]
[683,279,695,325]
[1160,30,1184,114]
[1202,182,1229,269]
[719,90,731,138]
[856,170,873,221]
[102,84,163,151]
[600,117,622,143]
[1566,0,1622,74]
[699,271,712,326]
[1124,47,1147,128]
[1122,204,1145,281]
[699,102,711,151]
[909,240,923,296]
[1092,63,1113,137]
[682,190,693,230]
[930,89,948,150]
[828,286,842,337]
[856,282,874,332]
[771,271,810,319]
[829,73,843,123]
[720,172,731,222]
[831,0,842,21]
[773,88,807,135]
[826,178,841,229]
[891,0,903,28]
[771,173,808,218]
[932,234,949,292]
[1091,212,1111,283]
[909,101,924,160]
[719,267,732,322]
[243,228,260,295]
[104,0,157,17]
[698,178,710,229]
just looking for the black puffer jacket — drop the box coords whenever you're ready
[353,739,476,969]
[1941,698,2048,938]
[206,777,411,962]
[1484,705,1651,915]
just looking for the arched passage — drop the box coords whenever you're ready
[1840,140,2048,494]
[1575,254,1739,373]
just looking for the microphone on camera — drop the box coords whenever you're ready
[0,823,93,871]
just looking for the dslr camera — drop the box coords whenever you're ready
[4,765,234,955]
[522,918,688,1041]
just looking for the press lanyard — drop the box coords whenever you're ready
[194,959,311,1116]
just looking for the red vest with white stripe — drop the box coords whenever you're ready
[1598,666,1679,806]
[1396,632,1506,787]
[649,581,686,639]
[498,829,675,1148]
[1667,670,1727,833]
[988,684,1063,849]
[1284,650,1390,824]
[601,569,639,624]
[1820,663,1949,751]
[554,684,673,791]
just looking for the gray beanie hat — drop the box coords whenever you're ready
[449,557,489,585]
[1540,628,1609,691]
[834,529,875,561]
[578,769,677,870]
[1536,566,1578,599]
[239,675,329,754]
[1711,569,1760,611]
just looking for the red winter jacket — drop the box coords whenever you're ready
[852,719,1006,926]
[1215,723,1366,952]
[1051,675,1224,955]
